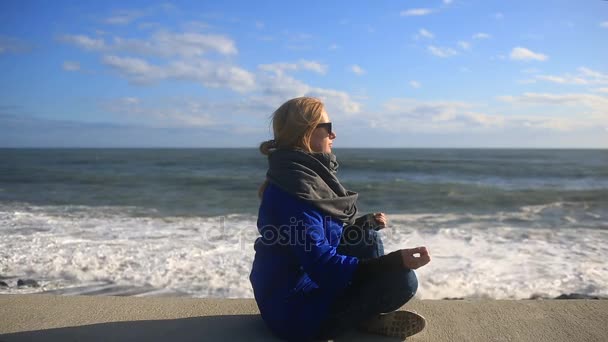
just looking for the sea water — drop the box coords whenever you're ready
[1,148,606,299]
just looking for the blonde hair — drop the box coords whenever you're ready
[258,97,326,198]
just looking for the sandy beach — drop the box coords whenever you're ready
[1,294,607,341]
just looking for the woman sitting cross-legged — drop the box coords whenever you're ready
[249,97,431,341]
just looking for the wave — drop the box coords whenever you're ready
[351,180,608,218]
[1,202,607,299]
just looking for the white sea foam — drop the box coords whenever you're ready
[1,203,607,299]
[382,213,607,299]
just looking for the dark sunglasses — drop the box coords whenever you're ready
[316,122,332,135]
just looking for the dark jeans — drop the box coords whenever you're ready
[315,225,418,340]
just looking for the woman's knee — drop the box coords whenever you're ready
[375,269,418,313]
[397,268,418,299]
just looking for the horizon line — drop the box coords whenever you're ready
[1,146,607,150]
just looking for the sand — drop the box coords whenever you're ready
[1,294,607,341]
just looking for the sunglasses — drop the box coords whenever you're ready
[316,122,332,135]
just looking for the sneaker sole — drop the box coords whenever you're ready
[361,310,426,340]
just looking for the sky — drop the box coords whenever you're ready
[0,0,607,148]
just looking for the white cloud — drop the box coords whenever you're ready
[102,55,158,80]
[170,60,255,91]
[307,88,362,114]
[60,31,237,57]
[258,60,328,76]
[497,92,608,129]
[350,64,366,75]
[428,45,458,58]
[498,92,608,108]
[63,61,81,71]
[103,4,175,26]
[600,21,608,28]
[105,10,145,25]
[416,28,434,39]
[60,34,106,51]
[103,97,217,127]
[113,31,237,57]
[443,0,453,4]
[496,92,608,131]
[473,33,491,39]
[328,43,339,50]
[401,8,433,16]
[593,88,608,94]
[61,26,361,118]
[102,55,256,92]
[409,81,421,88]
[122,97,140,105]
[371,92,607,134]
[534,67,608,85]
[579,67,608,80]
[116,60,354,118]
[378,98,505,132]
[536,75,585,85]
[510,47,548,61]
[494,12,504,20]
[101,91,606,136]
[256,74,309,100]
[256,70,361,116]
[457,41,470,50]
[103,89,361,131]
[254,59,362,116]
[299,60,327,74]
[515,116,592,131]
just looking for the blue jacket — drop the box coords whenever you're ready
[250,182,360,341]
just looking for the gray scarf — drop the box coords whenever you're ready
[266,147,359,225]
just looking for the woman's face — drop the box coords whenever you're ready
[310,110,336,153]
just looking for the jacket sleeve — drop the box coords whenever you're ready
[275,193,360,293]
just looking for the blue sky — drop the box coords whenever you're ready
[1,0,607,148]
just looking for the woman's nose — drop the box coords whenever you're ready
[330,131,336,139]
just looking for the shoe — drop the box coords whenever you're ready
[358,310,426,340]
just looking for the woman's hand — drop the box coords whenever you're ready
[373,212,388,229]
[400,246,431,270]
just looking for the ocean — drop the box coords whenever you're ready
[1,148,607,299]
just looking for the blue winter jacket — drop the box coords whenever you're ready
[249,182,360,341]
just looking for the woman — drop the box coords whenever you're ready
[250,97,431,341]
